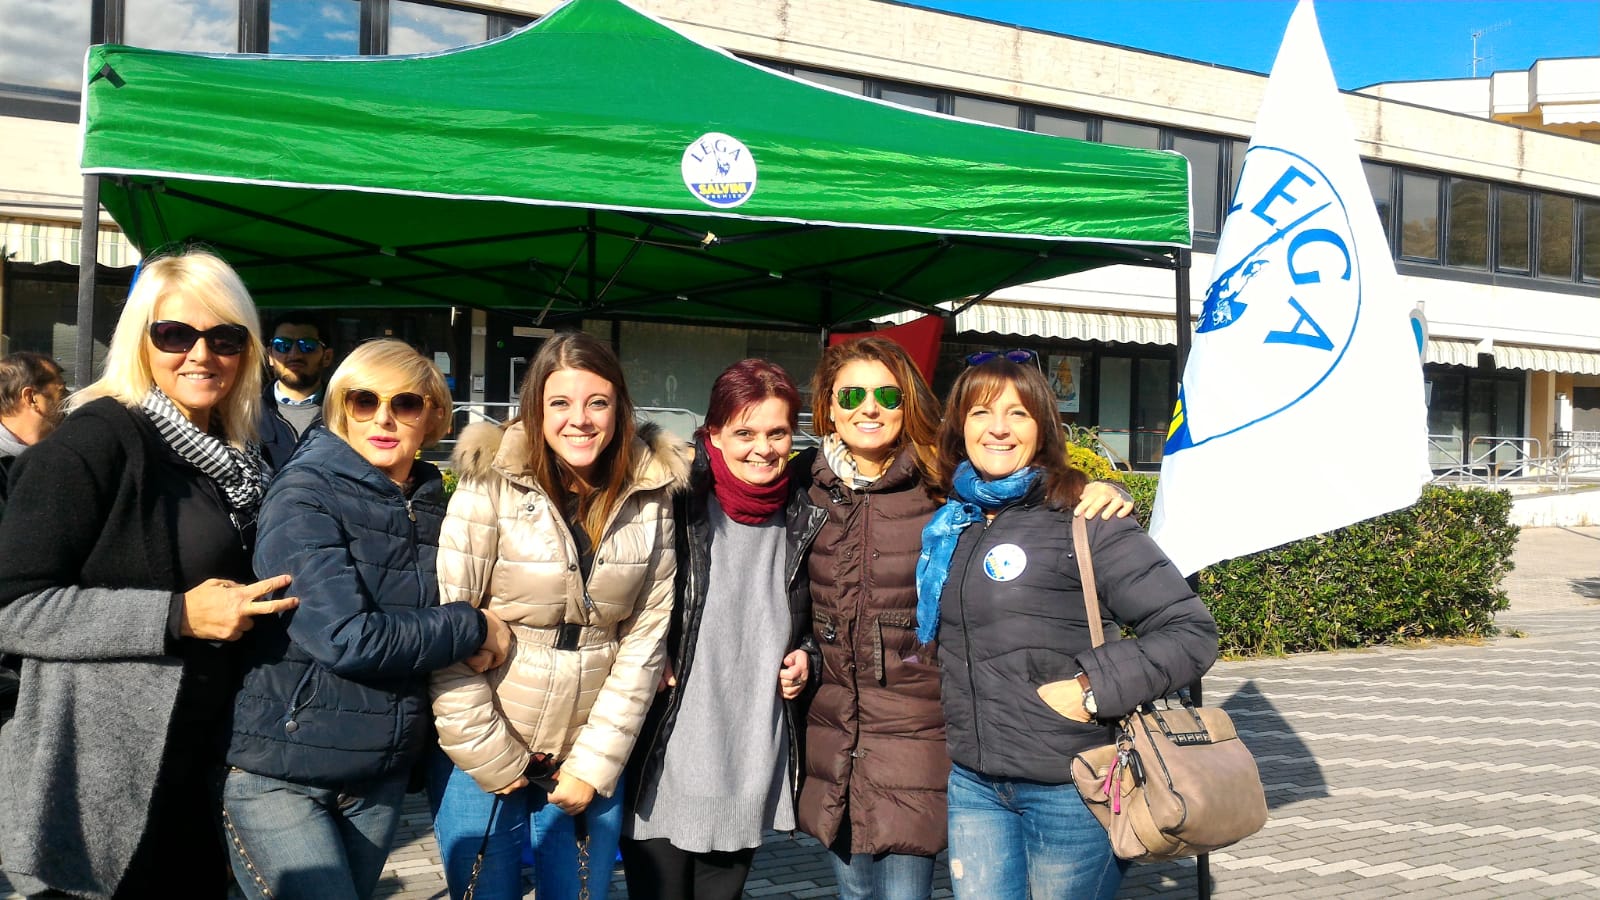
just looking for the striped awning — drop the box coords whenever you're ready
[882,303,1176,346]
[1425,338,1482,367]
[1,219,141,268]
[1494,343,1600,375]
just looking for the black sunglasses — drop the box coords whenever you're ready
[148,320,251,357]
[344,388,431,424]
[524,751,560,793]
[835,385,904,411]
[270,336,325,354]
[964,348,1039,367]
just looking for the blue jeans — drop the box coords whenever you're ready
[220,766,410,900]
[946,763,1125,900]
[427,748,620,900]
[829,849,936,900]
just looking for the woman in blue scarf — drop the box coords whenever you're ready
[917,357,1219,900]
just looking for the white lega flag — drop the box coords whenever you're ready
[1149,0,1431,577]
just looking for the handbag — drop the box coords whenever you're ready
[1064,514,1268,863]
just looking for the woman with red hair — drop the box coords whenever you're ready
[622,358,819,900]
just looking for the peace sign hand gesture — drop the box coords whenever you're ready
[179,574,298,641]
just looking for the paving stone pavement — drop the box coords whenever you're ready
[4,526,1596,899]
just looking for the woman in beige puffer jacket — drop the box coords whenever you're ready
[428,332,688,900]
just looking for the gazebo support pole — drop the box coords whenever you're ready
[1173,248,1212,900]
[75,175,101,389]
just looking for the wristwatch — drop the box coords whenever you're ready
[1075,672,1098,716]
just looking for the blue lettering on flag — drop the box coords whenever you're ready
[1166,145,1362,455]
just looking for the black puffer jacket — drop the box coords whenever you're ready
[938,495,1218,784]
[227,427,487,787]
[627,442,826,814]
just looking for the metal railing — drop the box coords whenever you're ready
[1425,433,1600,491]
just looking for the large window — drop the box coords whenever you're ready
[0,1,92,96]
[1425,364,1524,470]
[389,0,501,54]
[1445,179,1489,269]
[124,0,237,52]
[268,0,360,55]
[1496,189,1532,275]
[1538,194,1576,281]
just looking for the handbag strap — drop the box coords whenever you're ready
[464,794,504,900]
[1073,514,1106,649]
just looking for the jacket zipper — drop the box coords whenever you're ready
[957,511,997,773]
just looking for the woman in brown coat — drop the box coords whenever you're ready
[797,339,1130,899]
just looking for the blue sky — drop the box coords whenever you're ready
[901,1,1599,89]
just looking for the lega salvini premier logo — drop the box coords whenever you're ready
[1164,145,1361,455]
[682,132,758,208]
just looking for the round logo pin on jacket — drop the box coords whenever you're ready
[983,543,1028,582]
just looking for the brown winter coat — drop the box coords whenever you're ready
[431,420,688,797]
[796,449,950,857]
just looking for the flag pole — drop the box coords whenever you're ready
[1175,245,1212,900]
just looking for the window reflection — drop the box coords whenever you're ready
[879,85,939,111]
[791,67,865,95]
[1582,202,1600,282]
[952,95,1019,127]
[1445,179,1488,269]
[1100,120,1159,150]
[270,0,359,55]
[1033,111,1088,140]
[125,0,236,52]
[1497,190,1531,274]
[0,0,91,94]
[1537,194,1575,281]
[390,0,492,54]
[1399,172,1440,261]
[1363,162,1393,241]
[1172,135,1220,235]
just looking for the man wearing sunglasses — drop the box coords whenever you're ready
[261,313,334,469]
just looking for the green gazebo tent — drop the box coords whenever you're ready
[76,0,1191,346]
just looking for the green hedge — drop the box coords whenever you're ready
[1115,473,1517,656]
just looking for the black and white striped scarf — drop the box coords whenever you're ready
[141,387,266,515]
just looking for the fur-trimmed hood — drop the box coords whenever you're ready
[451,418,690,496]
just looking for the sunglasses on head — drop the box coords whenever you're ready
[964,348,1039,367]
[835,385,904,411]
[270,336,325,354]
[148,320,251,357]
[344,388,431,424]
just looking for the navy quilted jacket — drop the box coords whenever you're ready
[227,427,487,786]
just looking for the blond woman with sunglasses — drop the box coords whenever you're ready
[0,249,298,898]
[219,339,513,900]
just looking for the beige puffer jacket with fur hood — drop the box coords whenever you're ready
[431,419,688,796]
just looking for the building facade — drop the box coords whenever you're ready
[3,0,1597,469]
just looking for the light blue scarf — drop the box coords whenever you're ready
[914,461,1039,643]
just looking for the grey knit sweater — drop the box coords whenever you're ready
[630,499,793,851]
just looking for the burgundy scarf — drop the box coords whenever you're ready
[704,441,790,524]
